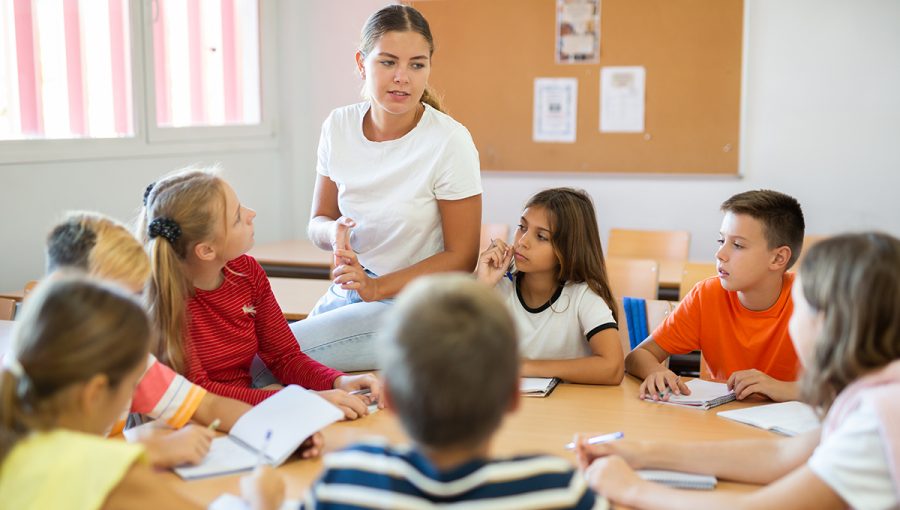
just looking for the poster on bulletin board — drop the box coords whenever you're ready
[556,0,601,63]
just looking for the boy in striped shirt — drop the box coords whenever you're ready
[298,275,607,509]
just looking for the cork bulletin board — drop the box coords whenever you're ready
[412,0,744,174]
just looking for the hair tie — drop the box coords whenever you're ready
[143,182,155,206]
[148,217,182,244]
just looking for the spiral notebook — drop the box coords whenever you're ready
[520,377,559,397]
[644,379,736,410]
[637,470,717,490]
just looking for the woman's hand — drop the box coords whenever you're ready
[331,216,356,265]
[476,239,513,286]
[332,248,381,302]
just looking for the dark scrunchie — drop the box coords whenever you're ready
[148,217,182,244]
[143,182,155,206]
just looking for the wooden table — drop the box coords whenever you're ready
[167,377,772,506]
[0,290,25,302]
[248,240,332,279]
[268,278,333,321]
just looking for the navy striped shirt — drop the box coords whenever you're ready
[300,440,607,510]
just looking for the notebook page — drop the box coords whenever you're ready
[664,379,734,406]
[718,401,820,436]
[174,436,257,479]
[231,385,344,466]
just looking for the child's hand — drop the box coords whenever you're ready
[332,248,381,302]
[240,465,285,510]
[476,239,513,286]
[728,369,796,402]
[143,424,215,468]
[297,432,324,459]
[574,434,646,470]
[334,373,384,409]
[638,369,690,401]
[584,456,645,506]
[315,389,370,420]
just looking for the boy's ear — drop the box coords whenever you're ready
[193,241,217,262]
[770,245,792,271]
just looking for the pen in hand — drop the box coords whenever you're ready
[564,431,624,450]
[257,429,273,468]
[207,418,221,432]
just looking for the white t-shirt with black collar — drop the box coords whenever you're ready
[496,274,617,360]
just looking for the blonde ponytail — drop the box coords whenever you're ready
[420,86,444,113]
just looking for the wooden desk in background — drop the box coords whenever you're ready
[248,239,332,279]
[268,278,332,321]
[0,290,24,302]
[167,378,772,506]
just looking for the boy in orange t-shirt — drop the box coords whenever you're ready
[625,190,805,402]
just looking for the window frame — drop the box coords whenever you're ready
[0,0,278,165]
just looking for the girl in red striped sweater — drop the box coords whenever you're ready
[139,168,380,419]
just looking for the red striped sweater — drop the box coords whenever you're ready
[185,255,343,405]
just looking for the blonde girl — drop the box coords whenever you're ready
[0,277,251,509]
[578,232,900,510]
[477,188,624,385]
[140,169,379,418]
[45,211,258,467]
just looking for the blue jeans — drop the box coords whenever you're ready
[251,279,390,387]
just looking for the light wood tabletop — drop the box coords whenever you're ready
[166,377,773,506]
[0,290,25,302]
[268,278,333,321]
[248,240,333,279]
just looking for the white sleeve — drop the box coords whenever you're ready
[578,287,617,340]
[315,114,333,178]
[432,126,482,201]
[808,399,898,510]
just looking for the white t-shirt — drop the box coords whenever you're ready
[497,275,617,360]
[316,102,482,276]
[808,398,898,510]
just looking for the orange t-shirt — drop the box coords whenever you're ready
[652,273,800,382]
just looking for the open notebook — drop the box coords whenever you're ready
[175,385,343,480]
[209,494,298,510]
[644,379,735,410]
[520,377,559,397]
[637,470,717,490]
[718,401,820,436]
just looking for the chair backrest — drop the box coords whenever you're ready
[679,261,718,300]
[0,298,16,321]
[615,298,677,353]
[480,223,510,252]
[607,228,691,262]
[606,257,659,301]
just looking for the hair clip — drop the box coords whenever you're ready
[143,182,156,206]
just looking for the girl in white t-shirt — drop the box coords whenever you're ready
[477,188,624,385]
[288,5,482,372]
[578,232,900,510]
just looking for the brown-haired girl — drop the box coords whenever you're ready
[578,232,900,509]
[477,188,624,385]
[140,168,379,419]
[298,4,482,371]
[0,277,265,508]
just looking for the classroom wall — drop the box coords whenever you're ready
[282,0,900,263]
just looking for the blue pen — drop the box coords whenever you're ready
[257,429,273,468]
[564,431,624,450]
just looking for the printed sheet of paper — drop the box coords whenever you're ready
[557,0,601,63]
[600,66,646,133]
[533,78,578,143]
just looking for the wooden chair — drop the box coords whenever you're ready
[0,298,16,321]
[479,223,510,252]
[606,257,659,301]
[679,261,718,300]
[607,228,691,262]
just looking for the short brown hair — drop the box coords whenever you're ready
[798,232,900,414]
[721,190,805,269]
[377,274,518,449]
